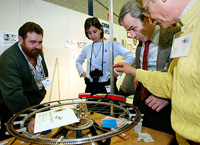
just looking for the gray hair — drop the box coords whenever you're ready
[118,0,144,26]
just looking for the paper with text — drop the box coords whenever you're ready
[34,107,79,133]
[171,33,192,58]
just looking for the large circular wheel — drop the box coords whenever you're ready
[6,98,141,144]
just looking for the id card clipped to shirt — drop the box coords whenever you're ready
[170,28,193,58]
[41,77,52,88]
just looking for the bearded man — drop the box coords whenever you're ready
[0,22,49,140]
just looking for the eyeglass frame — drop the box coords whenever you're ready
[143,0,151,12]
[142,0,158,24]
[142,0,151,18]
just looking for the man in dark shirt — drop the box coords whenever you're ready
[0,22,49,140]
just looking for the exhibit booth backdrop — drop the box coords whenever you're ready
[0,0,136,102]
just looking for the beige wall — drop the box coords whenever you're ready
[0,0,135,102]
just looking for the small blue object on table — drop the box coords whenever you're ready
[102,119,117,129]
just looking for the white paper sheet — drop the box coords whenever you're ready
[34,107,79,133]
[170,33,192,58]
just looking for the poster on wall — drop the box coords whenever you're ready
[77,41,86,49]
[127,44,133,52]
[102,22,109,34]
[69,48,81,62]
[65,38,76,48]
[0,31,18,55]
[127,39,132,45]
[66,38,87,62]
[127,31,131,38]
[133,38,138,45]
[121,39,126,48]
[127,39,136,54]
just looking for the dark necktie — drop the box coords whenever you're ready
[141,40,150,100]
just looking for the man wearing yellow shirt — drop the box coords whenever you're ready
[113,0,200,144]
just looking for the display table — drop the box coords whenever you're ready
[111,126,174,145]
[0,126,174,145]
[1,99,174,145]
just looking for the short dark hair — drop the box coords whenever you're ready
[18,22,44,39]
[118,0,144,26]
[84,17,104,39]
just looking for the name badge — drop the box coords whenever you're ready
[170,33,192,58]
[41,77,52,88]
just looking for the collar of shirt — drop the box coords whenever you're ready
[178,0,196,22]
[140,26,160,71]
[18,42,42,65]
[150,25,160,45]
[18,42,44,90]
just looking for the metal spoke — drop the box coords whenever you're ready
[6,98,141,144]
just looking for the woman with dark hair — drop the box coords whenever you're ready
[76,17,134,95]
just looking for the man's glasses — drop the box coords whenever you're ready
[142,12,150,18]
[142,0,151,18]
[144,0,151,12]
[142,0,158,25]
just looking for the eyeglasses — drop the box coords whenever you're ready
[142,12,150,18]
[142,0,151,18]
[144,0,151,12]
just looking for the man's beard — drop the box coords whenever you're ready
[29,48,42,58]
[22,44,42,59]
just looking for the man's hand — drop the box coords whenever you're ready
[113,62,137,77]
[84,77,90,85]
[81,72,87,79]
[145,95,169,112]
[27,118,35,134]
[114,71,119,78]
[134,78,138,90]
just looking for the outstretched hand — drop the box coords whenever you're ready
[113,62,137,77]
[27,118,35,134]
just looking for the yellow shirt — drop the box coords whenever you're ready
[136,0,200,143]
